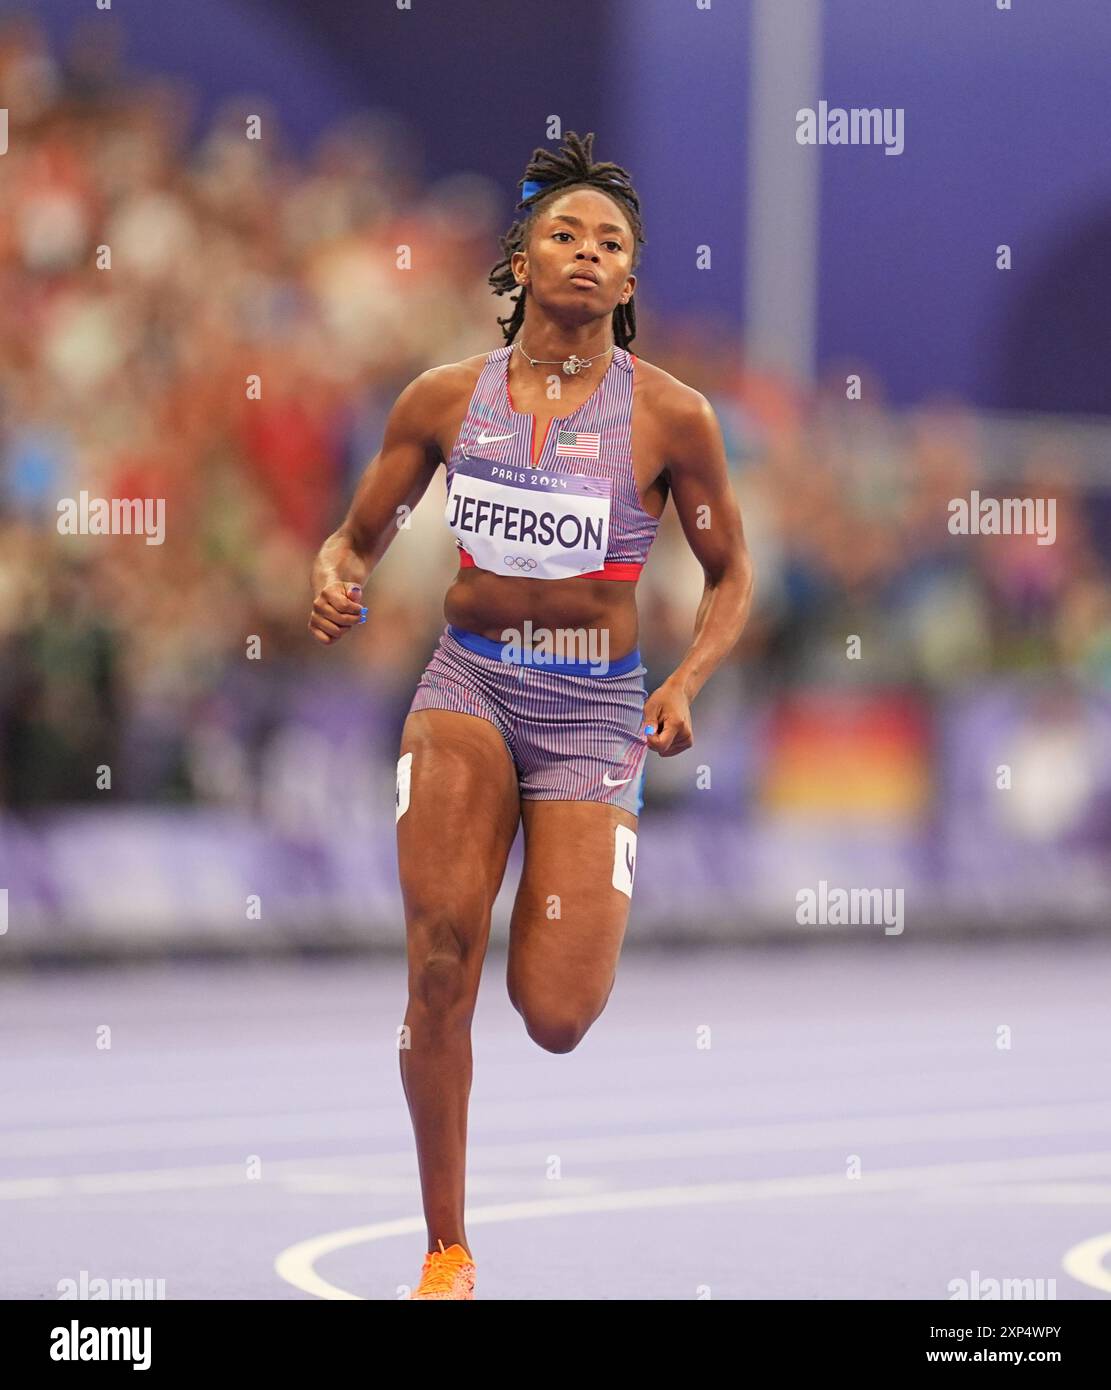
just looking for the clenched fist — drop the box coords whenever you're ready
[308,582,367,645]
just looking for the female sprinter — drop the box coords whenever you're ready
[309,131,753,1299]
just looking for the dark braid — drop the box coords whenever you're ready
[489,130,646,348]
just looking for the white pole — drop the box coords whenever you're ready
[744,0,822,384]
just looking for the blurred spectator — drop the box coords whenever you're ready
[0,17,1108,812]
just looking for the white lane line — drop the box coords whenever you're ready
[3,1097,1110,1161]
[5,1103,1111,1199]
[0,1109,384,1159]
[1062,1232,1111,1294]
[0,1166,411,1200]
[919,1182,1111,1206]
[0,1156,607,1201]
[273,1150,1111,1300]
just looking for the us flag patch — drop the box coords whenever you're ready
[556,429,601,458]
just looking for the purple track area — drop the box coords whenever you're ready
[3,941,1110,1300]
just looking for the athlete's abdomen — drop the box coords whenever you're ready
[443,568,640,654]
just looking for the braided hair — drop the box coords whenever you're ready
[489,130,646,348]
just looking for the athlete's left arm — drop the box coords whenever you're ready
[642,388,754,757]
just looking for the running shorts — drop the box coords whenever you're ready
[407,624,650,816]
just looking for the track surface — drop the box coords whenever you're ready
[3,940,1110,1300]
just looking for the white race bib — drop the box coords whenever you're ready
[446,455,611,579]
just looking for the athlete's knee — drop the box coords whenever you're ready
[408,918,480,1014]
[521,1005,597,1054]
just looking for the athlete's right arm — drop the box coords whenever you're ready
[309,370,447,645]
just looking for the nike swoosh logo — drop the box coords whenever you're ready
[475,430,515,445]
[602,773,634,786]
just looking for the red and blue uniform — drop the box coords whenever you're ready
[407,344,656,816]
[446,343,658,580]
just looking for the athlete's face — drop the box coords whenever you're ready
[513,188,636,320]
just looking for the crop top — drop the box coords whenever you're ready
[444,343,659,580]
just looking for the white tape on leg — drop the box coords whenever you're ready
[395,751,413,822]
[612,824,637,898]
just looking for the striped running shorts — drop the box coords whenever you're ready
[407,624,651,816]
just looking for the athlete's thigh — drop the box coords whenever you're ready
[506,799,640,1018]
[397,709,520,966]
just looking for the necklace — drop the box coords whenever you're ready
[515,339,614,377]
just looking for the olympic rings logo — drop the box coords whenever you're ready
[503,555,538,570]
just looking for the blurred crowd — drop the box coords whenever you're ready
[1,17,1109,807]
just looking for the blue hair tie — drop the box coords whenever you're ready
[520,173,621,207]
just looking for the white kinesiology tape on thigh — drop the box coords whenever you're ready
[395,751,413,822]
[612,824,637,898]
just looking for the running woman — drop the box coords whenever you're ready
[309,131,754,1299]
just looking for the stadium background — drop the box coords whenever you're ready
[1,0,1109,955]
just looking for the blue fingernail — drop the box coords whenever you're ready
[359,611,367,624]
[644,724,656,735]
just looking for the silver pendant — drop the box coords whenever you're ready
[562,354,587,375]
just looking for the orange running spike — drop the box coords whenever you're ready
[409,1240,476,1300]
